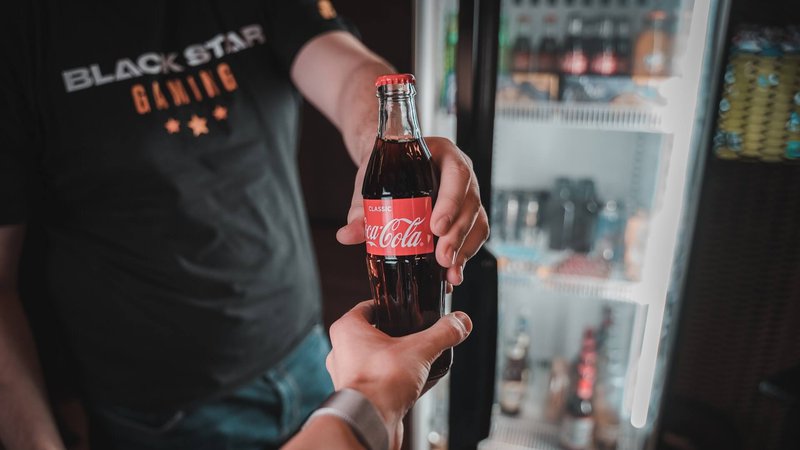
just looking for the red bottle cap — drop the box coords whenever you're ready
[375,73,416,87]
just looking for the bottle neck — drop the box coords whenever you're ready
[377,84,421,141]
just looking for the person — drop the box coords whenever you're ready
[283,301,473,450]
[0,1,489,450]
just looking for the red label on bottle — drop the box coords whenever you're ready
[363,197,434,256]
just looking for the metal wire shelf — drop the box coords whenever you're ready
[495,102,669,134]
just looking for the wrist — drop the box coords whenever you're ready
[306,388,391,450]
[344,383,402,436]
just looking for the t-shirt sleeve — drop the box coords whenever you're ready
[264,0,355,72]
[0,5,38,226]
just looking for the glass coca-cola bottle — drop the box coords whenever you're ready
[362,74,451,381]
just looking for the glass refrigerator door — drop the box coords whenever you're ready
[481,0,722,449]
[413,1,459,449]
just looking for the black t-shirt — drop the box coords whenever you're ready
[1,1,348,410]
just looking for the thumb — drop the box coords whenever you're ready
[336,211,365,245]
[412,311,472,363]
[337,187,366,245]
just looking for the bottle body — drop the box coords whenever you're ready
[572,179,600,253]
[500,319,531,416]
[633,10,673,77]
[535,14,560,73]
[614,18,633,76]
[512,15,535,73]
[590,18,619,76]
[561,15,589,76]
[363,75,451,381]
[560,330,597,450]
[549,178,576,251]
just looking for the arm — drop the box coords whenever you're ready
[291,32,490,287]
[283,414,366,450]
[283,301,472,450]
[0,225,65,450]
[290,31,389,166]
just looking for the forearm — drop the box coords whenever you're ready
[282,415,366,450]
[0,289,64,450]
[291,31,395,165]
[334,59,395,165]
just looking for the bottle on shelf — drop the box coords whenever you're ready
[623,207,649,281]
[549,178,576,251]
[561,14,589,76]
[560,329,597,450]
[592,200,625,264]
[503,190,521,243]
[614,17,633,76]
[633,8,673,77]
[593,307,622,450]
[583,17,601,65]
[590,18,620,76]
[519,191,544,248]
[490,190,508,243]
[596,306,613,353]
[572,179,600,253]
[535,13,560,73]
[499,332,530,416]
[545,357,571,422]
[512,15,535,73]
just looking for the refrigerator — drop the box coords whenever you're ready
[410,0,732,449]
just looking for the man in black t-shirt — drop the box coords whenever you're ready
[0,1,489,449]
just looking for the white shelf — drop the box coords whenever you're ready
[479,414,643,450]
[495,102,670,134]
[489,242,642,304]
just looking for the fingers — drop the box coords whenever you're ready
[436,188,480,269]
[338,163,368,245]
[329,300,376,343]
[428,138,471,240]
[336,210,365,245]
[336,197,366,245]
[446,207,490,286]
[427,138,485,270]
[336,300,375,327]
[409,311,472,363]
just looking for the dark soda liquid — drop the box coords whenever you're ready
[363,137,452,381]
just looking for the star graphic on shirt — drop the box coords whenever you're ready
[187,115,209,137]
[164,118,180,134]
[212,105,228,121]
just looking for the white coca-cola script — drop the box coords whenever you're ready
[365,217,425,249]
[363,197,434,256]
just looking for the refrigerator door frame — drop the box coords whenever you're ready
[450,1,502,449]
[650,0,733,446]
[628,0,730,431]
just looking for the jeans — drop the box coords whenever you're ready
[89,325,333,450]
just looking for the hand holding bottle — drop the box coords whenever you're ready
[325,301,472,450]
